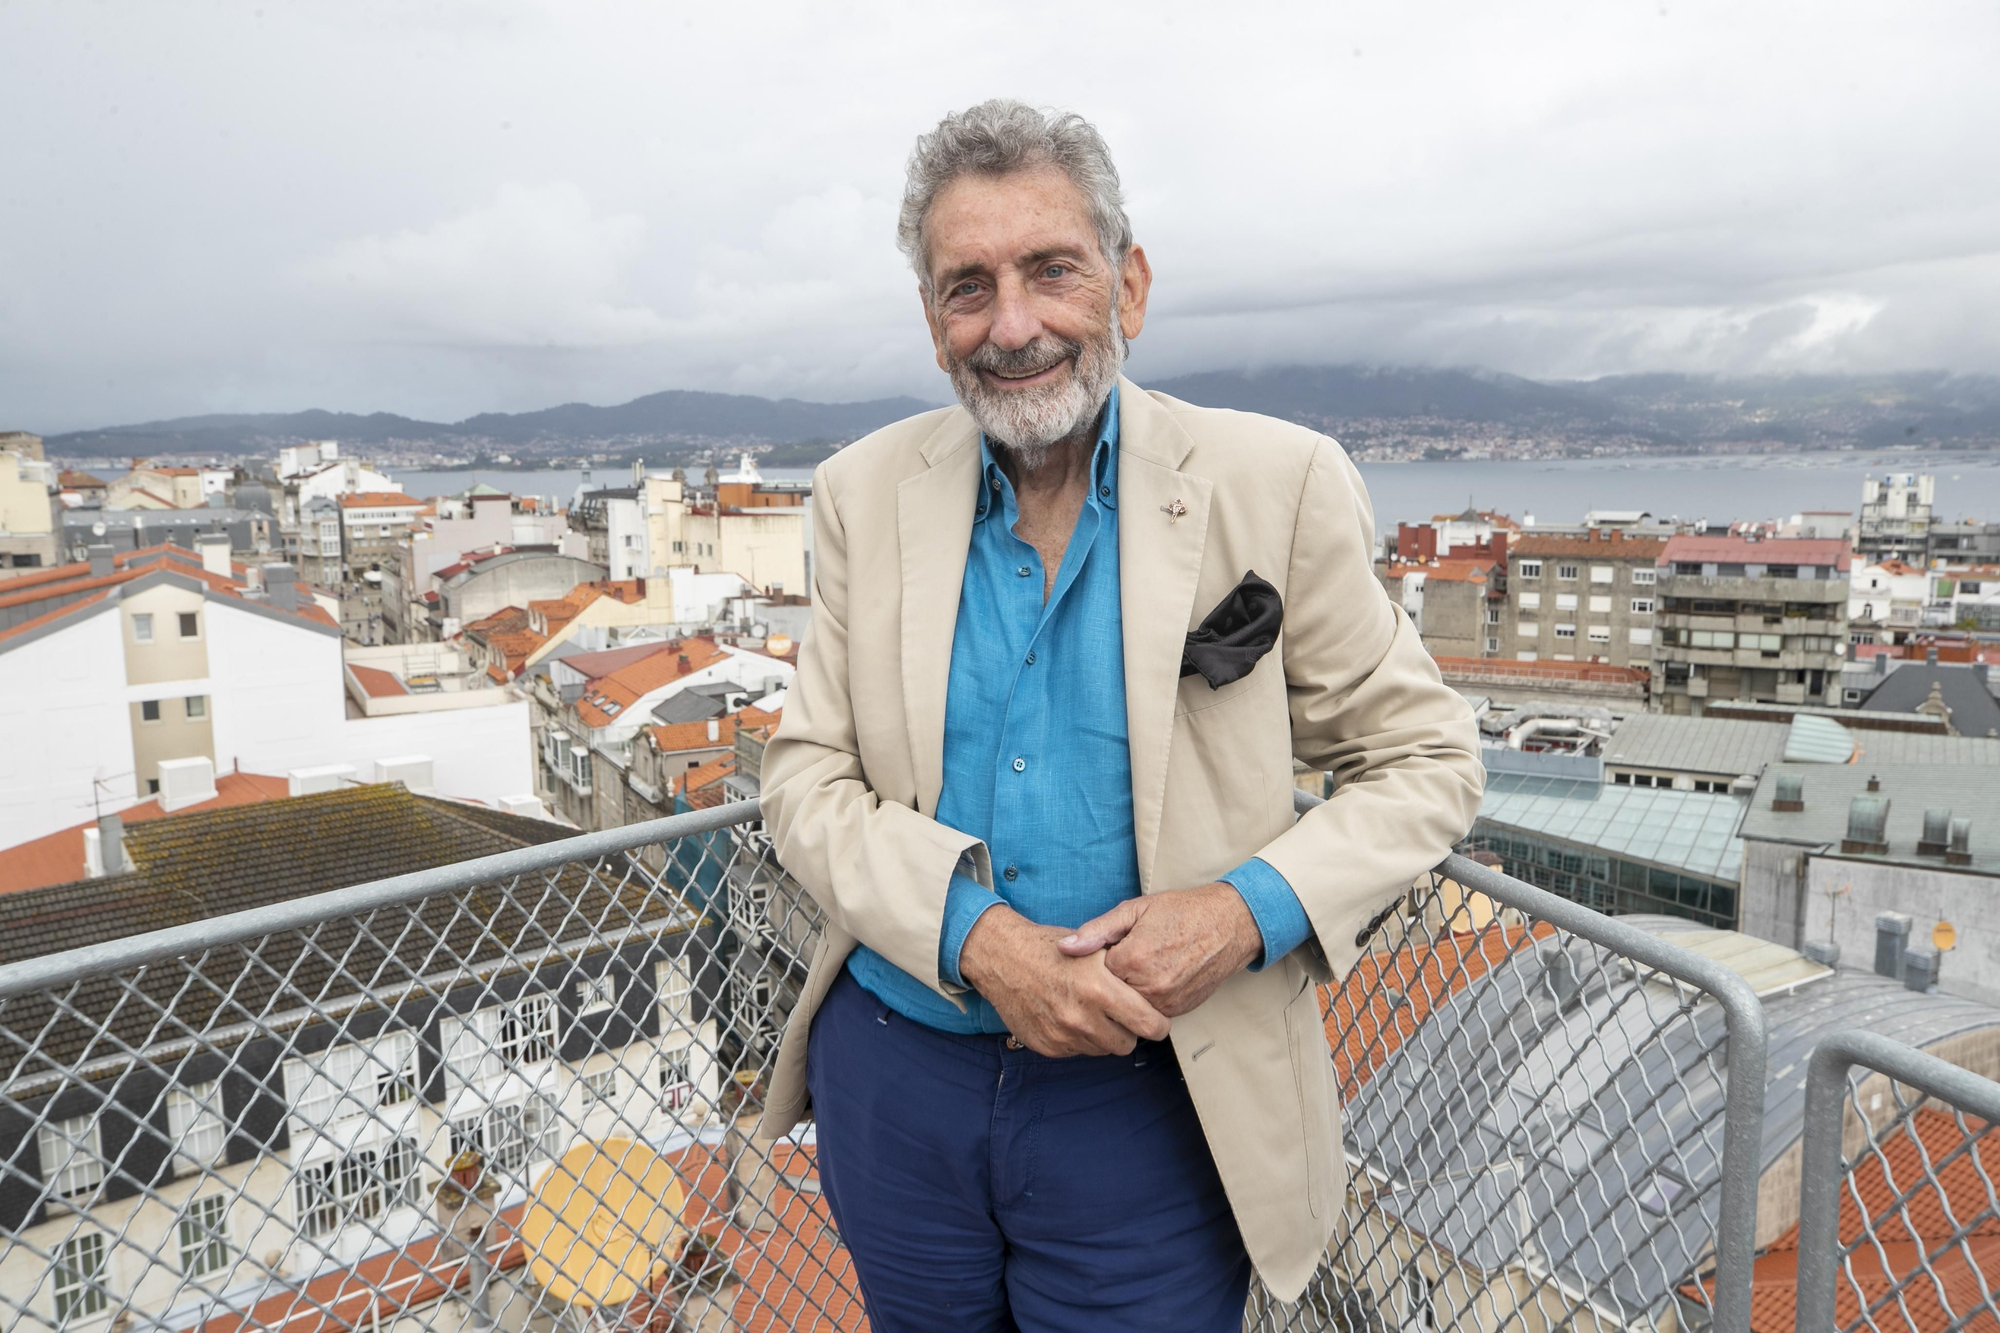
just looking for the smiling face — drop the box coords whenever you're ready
[921,166,1151,464]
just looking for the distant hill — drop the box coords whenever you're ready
[44,389,937,459]
[40,366,2000,463]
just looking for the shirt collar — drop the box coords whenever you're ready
[975,383,1121,523]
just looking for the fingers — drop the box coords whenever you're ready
[1093,968,1173,1043]
[1057,900,1142,955]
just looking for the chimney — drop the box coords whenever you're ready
[707,718,720,743]
[196,532,231,578]
[1927,646,1940,665]
[96,814,126,876]
[1866,774,1881,793]
[1772,773,1805,812]
[1919,808,1953,857]
[1903,946,1940,994]
[677,653,692,674]
[262,563,298,611]
[88,544,114,577]
[1842,793,1890,854]
[1875,911,1912,979]
[1949,818,1974,866]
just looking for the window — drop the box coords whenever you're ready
[178,611,199,640]
[1484,606,1500,625]
[1516,651,1538,661]
[1557,564,1579,581]
[287,1033,417,1127]
[141,699,162,723]
[1631,598,1654,614]
[54,1232,107,1321]
[1630,627,1654,646]
[179,1194,229,1277]
[382,1136,423,1212]
[1690,630,1735,649]
[1591,566,1614,583]
[185,695,207,720]
[582,1069,618,1105]
[1633,568,1657,586]
[456,1099,556,1176]
[147,778,160,795]
[38,1114,103,1200]
[167,1082,225,1173]
[1588,595,1612,613]
[498,995,558,1066]
[1518,591,1541,610]
[1484,637,1499,653]
[1517,561,1542,578]
[656,958,694,1021]
[1587,625,1612,642]
[293,1160,341,1239]
[132,613,154,643]
[1515,622,1538,640]
[577,975,616,1015]
[1554,624,1577,640]
[660,1048,696,1110]
[1555,593,1578,611]
[375,1033,419,1106]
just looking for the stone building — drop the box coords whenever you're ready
[1499,530,1665,667]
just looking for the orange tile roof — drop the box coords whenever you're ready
[462,605,531,636]
[1432,654,1651,685]
[575,638,728,728]
[1686,1108,2000,1333]
[1381,558,1494,585]
[0,773,291,895]
[58,470,106,488]
[0,545,337,635]
[1660,534,1851,570]
[338,491,422,508]
[347,663,409,698]
[649,707,781,755]
[0,589,114,646]
[679,753,737,808]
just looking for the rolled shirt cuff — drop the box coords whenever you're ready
[938,872,1007,989]
[1219,857,1313,971]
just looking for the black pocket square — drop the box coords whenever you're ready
[1181,571,1283,689]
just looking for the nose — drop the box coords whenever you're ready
[986,272,1043,351]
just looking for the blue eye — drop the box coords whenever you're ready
[1044,264,1066,279]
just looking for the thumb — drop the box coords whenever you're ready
[1057,900,1141,956]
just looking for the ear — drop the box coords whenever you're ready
[1117,244,1153,343]
[919,283,949,373]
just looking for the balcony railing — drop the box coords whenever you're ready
[1,792,1978,1333]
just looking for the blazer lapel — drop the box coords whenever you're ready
[1117,379,1212,892]
[898,414,981,816]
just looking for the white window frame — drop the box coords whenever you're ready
[54,1231,108,1321]
[1588,595,1612,613]
[1587,625,1612,643]
[1516,622,1538,640]
[497,994,558,1067]
[1516,650,1539,661]
[656,958,694,1026]
[1484,637,1500,653]
[1555,593,1578,611]
[38,1114,104,1201]
[1590,566,1615,583]
[1633,568,1658,586]
[1517,561,1542,579]
[1631,598,1655,614]
[131,612,154,643]
[576,976,616,1016]
[582,1069,618,1105]
[1557,564,1579,581]
[1554,624,1577,640]
[179,1194,230,1277]
[184,694,208,720]
[659,1047,696,1111]
[1518,591,1541,610]
[168,1082,226,1173]
[1630,626,1655,645]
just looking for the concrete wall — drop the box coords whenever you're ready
[1807,855,2000,1006]
[0,606,136,849]
[1738,837,1811,950]
[443,556,604,626]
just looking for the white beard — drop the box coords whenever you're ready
[946,308,1125,471]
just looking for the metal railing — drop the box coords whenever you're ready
[0,793,1773,1333]
[1795,1030,2000,1333]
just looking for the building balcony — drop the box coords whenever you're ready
[0,795,1949,1333]
[1656,574,1849,605]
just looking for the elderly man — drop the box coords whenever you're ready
[756,100,1482,1331]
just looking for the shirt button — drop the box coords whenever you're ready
[1012,757,1026,772]
[1016,565,1032,578]
[1024,651,1036,665]
[1003,864,1018,881]
[1099,485,1111,499]
[991,477,1002,491]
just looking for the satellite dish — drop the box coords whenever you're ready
[92,522,107,537]
[1934,920,1958,952]
[520,1137,686,1309]
[764,634,793,658]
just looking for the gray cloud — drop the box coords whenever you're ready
[2,0,1997,432]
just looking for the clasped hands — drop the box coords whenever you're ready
[956,883,1263,1058]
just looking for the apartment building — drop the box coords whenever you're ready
[106,464,206,511]
[1651,535,1850,715]
[1857,472,1933,565]
[0,432,58,577]
[1500,530,1666,667]
[641,473,809,598]
[422,548,606,642]
[1378,559,1502,658]
[0,545,533,852]
[0,783,725,1333]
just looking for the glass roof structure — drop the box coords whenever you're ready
[1476,771,1744,884]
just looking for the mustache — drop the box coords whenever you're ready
[964,335,1082,378]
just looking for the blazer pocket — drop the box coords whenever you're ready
[1174,654,1266,717]
[1285,979,1337,1220]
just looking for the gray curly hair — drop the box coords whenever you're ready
[897,99,1133,298]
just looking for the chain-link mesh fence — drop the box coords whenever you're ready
[1795,1030,2000,1333]
[0,798,1768,1333]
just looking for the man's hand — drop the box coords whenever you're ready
[958,906,1171,1057]
[1056,883,1263,1018]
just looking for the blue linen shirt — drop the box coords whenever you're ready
[844,386,1312,1032]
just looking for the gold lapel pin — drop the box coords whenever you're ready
[1161,499,1187,522]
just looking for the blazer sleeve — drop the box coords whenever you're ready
[1251,438,1486,982]
[757,462,992,1000]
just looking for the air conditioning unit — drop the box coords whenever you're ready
[372,755,435,793]
[497,795,546,820]
[157,756,218,812]
[288,764,356,797]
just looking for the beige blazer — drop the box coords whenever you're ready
[755,377,1483,1301]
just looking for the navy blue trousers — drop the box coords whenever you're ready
[806,969,1251,1332]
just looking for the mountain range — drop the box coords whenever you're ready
[38,366,2000,461]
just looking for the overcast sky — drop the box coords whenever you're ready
[4,1,1998,433]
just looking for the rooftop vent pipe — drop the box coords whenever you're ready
[1866,774,1881,792]
[88,544,114,577]
[1875,911,1912,979]
[1949,818,1974,867]
[1919,808,1953,857]
[1842,794,1891,854]
[1772,773,1805,812]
